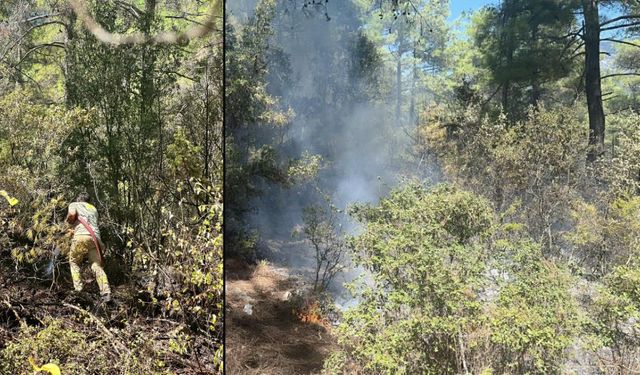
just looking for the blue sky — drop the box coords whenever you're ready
[448,0,496,22]
[448,0,621,23]
[447,0,622,40]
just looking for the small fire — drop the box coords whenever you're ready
[297,300,331,329]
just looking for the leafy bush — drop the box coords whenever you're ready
[0,318,168,375]
[412,103,640,373]
[295,202,347,293]
[566,196,640,276]
[325,183,579,374]
[489,239,579,373]
[585,264,640,373]
[419,104,588,253]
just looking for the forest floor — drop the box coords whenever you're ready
[0,253,220,374]
[225,258,336,375]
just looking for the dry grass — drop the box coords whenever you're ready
[225,259,336,375]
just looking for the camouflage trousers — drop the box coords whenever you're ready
[68,235,111,297]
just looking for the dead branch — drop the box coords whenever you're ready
[2,298,27,328]
[61,302,131,355]
[68,0,222,46]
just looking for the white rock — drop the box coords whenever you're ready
[282,291,292,301]
[243,303,253,315]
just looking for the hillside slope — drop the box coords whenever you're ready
[226,259,335,375]
[0,253,221,374]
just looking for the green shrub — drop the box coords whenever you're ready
[0,318,170,375]
[326,182,579,374]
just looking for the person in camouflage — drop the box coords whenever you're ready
[65,192,111,301]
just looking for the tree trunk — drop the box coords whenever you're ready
[582,0,605,161]
[502,80,509,112]
[530,76,541,106]
[204,59,211,181]
[409,48,417,126]
[140,0,164,288]
[395,24,404,125]
[530,22,541,106]
[141,0,157,135]
[500,0,513,113]
[64,10,76,107]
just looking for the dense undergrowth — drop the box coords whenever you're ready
[325,106,640,374]
[225,0,640,373]
[0,0,223,373]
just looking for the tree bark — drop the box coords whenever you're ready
[530,22,541,106]
[64,10,76,107]
[500,0,513,113]
[395,23,404,125]
[204,59,211,181]
[409,49,417,126]
[582,0,605,161]
[502,80,509,112]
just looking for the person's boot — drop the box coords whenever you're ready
[94,293,118,313]
[66,289,89,305]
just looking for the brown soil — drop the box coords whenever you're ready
[0,257,221,374]
[225,258,336,375]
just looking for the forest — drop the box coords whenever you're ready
[0,0,223,374]
[226,0,640,374]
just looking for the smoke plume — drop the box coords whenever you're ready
[230,0,411,303]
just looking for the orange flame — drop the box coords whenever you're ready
[297,300,331,329]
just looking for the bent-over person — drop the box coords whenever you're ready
[65,192,111,301]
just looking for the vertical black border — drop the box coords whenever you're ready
[221,0,227,372]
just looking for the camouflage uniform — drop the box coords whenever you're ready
[67,202,111,297]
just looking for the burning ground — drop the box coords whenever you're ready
[225,259,336,375]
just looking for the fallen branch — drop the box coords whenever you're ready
[61,302,130,355]
[2,298,27,328]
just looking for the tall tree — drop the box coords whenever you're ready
[357,0,449,126]
[474,0,578,118]
[225,0,291,255]
[583,0,606,161]
[579,0,640,160]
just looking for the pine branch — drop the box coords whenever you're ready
[600,15,640,27]
[601,38,640,49]
[601,72,640,79]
